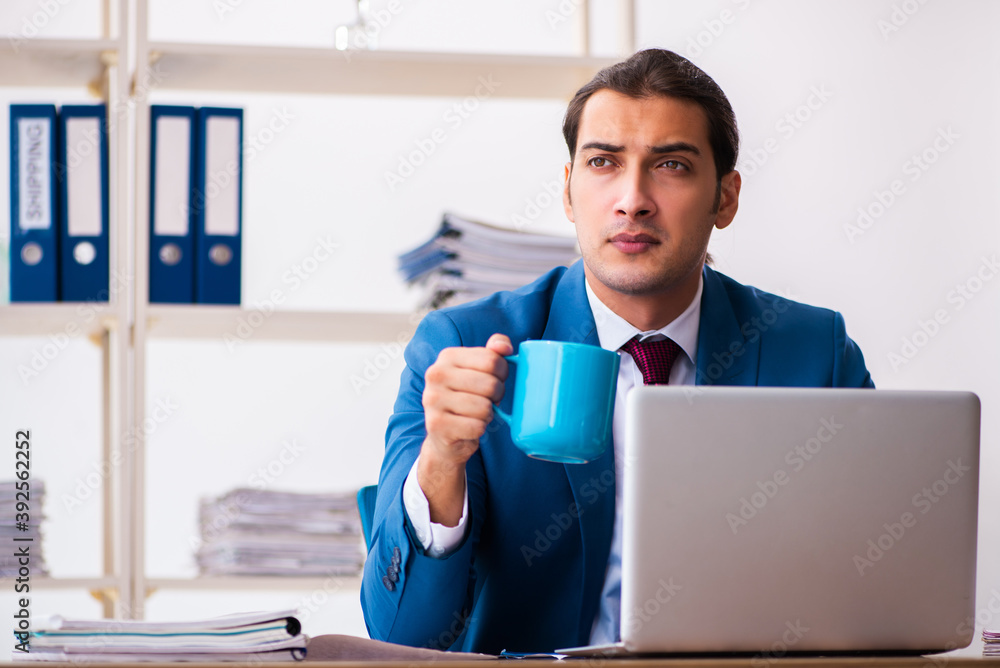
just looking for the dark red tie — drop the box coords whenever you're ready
[621,336,682,385]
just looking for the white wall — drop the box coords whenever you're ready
[0,0,996,654]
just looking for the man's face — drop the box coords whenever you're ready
[563,89,740,310]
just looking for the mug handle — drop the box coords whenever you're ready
[493,354,518,425]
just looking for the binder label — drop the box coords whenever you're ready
[204,116,241,236]
[17,118,52,231]
[153,116,191,236]
[65,117,103,237]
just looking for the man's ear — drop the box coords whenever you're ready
[714,170,741,231]
[563,162,575,223]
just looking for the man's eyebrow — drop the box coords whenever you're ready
[579,141,625,153]
[649,142,701,156]
[578,141,702,156]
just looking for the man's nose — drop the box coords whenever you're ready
[615,168,656,219]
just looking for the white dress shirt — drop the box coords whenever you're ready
[402,275,703,643]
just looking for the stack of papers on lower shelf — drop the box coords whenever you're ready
[985,629,1000,656]
[18,609,307,662]
[0,480,48,578]
[196,488,364,577]
[398,212,580,309]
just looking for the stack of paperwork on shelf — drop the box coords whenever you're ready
[196,488,364,577]
[0,480,48,578]
[398,212,580,309]
[985,629,1000,656]
[18,609,307,662]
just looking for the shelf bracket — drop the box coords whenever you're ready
[89,586,119,618]
[86,49,118,99]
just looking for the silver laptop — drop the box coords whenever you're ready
[561,387,980,656]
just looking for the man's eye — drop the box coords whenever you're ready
[588,157,611,168]
[662,160,686,170]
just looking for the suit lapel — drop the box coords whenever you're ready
[696,266,759,386]
[540,261,616,641]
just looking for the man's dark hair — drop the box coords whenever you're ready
[562,48,740,181]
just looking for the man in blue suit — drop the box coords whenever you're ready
[361,49,873,654]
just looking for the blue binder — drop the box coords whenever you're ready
[149,105,196,304]
[9,104,58,302]
[57,104,110,302]
[193,107,243,305]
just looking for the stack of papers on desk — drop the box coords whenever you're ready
[985,629,1000,656]
[196,488,364,577]
[0,480,48,578]
[399,212,580,309]
[19,609,307,662]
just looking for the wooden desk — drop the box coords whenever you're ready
[13,634,1000,667]
[11,660,1000,668]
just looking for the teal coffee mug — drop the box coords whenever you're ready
[494,340,620,464]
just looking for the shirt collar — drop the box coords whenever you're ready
[584,273,702,366]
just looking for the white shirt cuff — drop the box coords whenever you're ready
[402,456,469,558]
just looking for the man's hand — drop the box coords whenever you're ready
[418,333,513,526]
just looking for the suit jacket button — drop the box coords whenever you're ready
[388,569,399,583]
[382,575,395,592]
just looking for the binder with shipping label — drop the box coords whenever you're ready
[9,104,59,302]
[58,104,110,302]
[149,105,196,303]
[194,107,243,305]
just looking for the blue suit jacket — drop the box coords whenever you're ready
[361,262,873,654]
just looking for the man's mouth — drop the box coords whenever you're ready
[610,232,659,254]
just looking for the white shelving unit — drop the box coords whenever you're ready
[6,0,633,621]
[145,43,617,99]
[0,0,131,618]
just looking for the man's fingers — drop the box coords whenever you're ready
[485,333,514,357]
[424,409,492,447]
[423,382,496,422]
[436,344,508,375]
[427,365,505,404]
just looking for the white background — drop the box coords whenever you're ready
[0,0,997,656]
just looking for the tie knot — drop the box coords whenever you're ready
[621,336,681,386]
